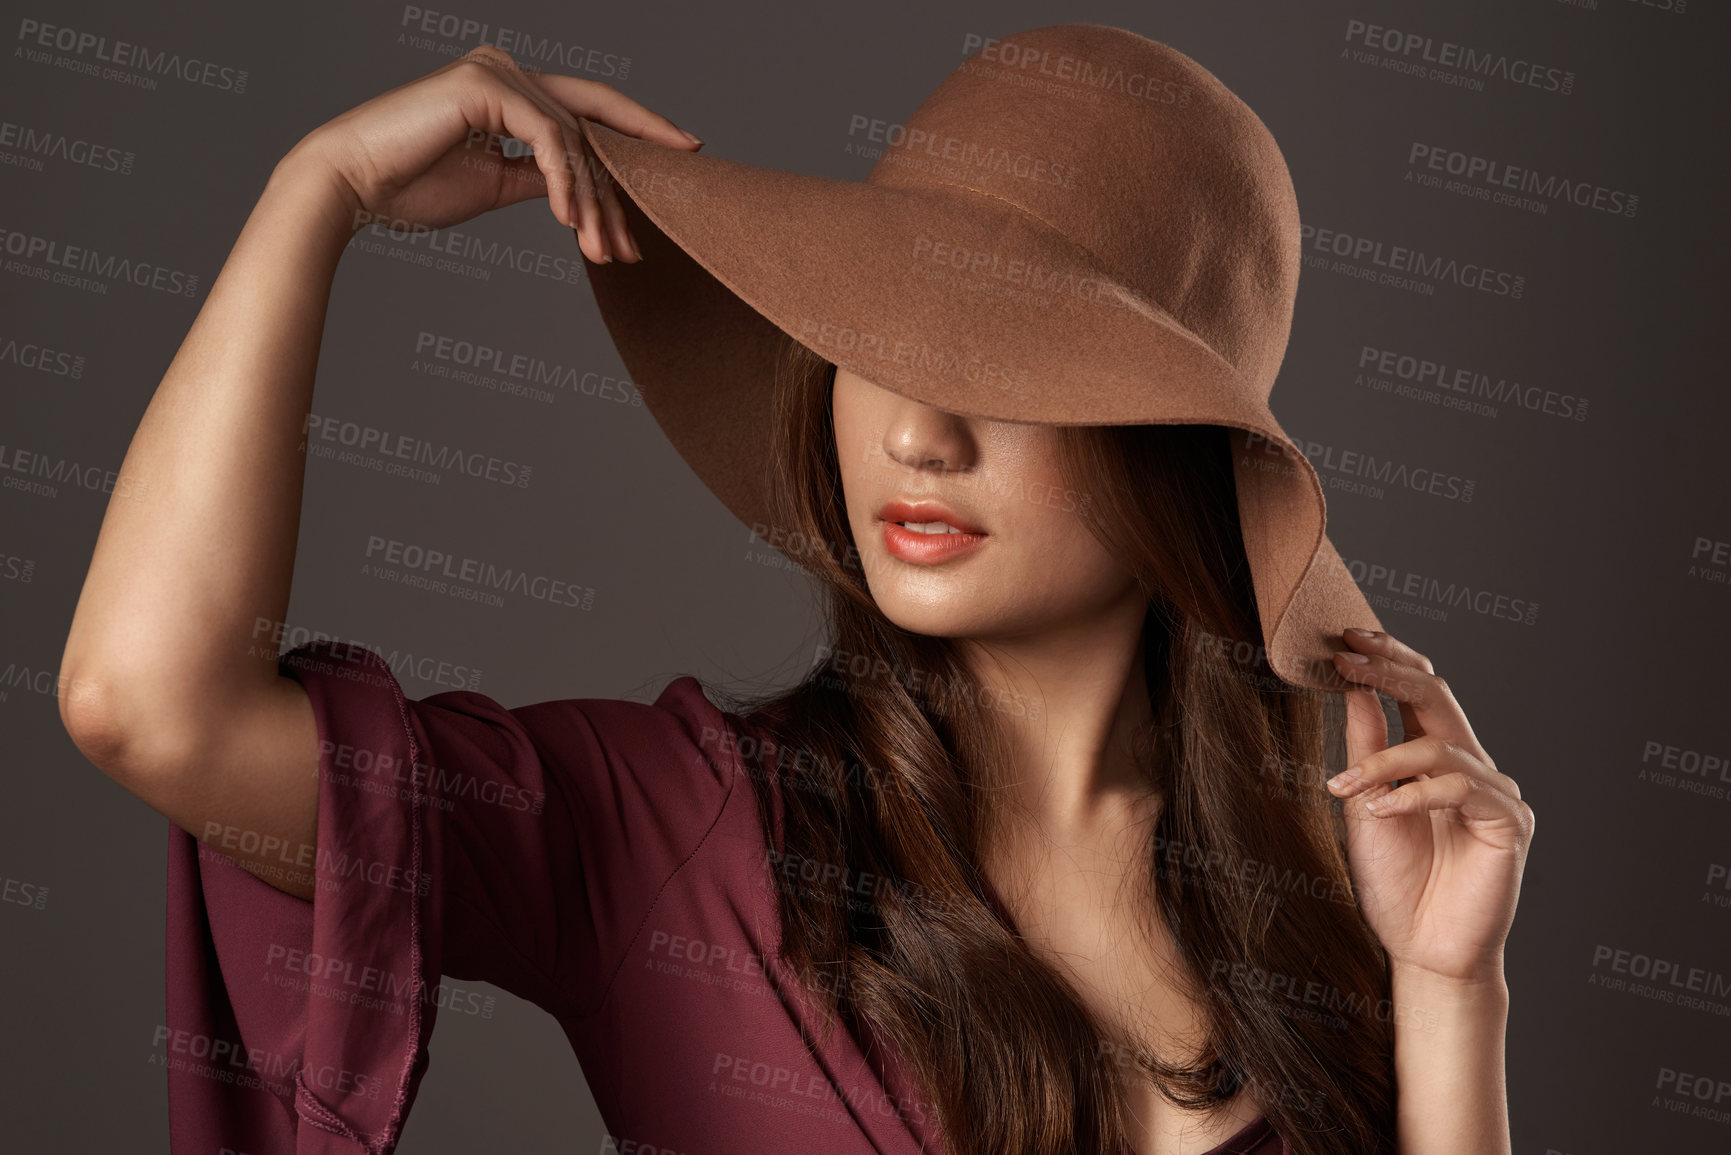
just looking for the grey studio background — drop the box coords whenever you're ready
[2,0,1726,1152]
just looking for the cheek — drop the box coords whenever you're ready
[1005,502,1124,598]
[831,398,869,517]
[980,441,1125,600]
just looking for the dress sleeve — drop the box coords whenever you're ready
[163,638,740,1154]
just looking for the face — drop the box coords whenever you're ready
[831,365,1141,643]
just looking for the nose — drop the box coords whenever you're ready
[880,396,977,473]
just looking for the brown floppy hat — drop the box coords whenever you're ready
[574,22,1383,693]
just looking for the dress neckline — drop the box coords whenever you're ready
[980,875,1278,1155]
[1194,1111,1276,1154]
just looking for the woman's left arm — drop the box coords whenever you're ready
[1389,961,1510,1153]
[1324,627,1537,1155]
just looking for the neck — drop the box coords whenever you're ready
[956,590,1156,835]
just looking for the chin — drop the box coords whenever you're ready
[862,567,982,637]
[867,576,1045,644]
[876,602,987,641]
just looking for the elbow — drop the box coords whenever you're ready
[58,666,190,789]
[59,665,127,772]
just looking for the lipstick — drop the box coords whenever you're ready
[876,498,988,565]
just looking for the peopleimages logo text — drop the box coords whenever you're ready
[1342,19,1574,95]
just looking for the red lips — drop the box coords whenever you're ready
[874,499,986,535]
[875,498,988,565]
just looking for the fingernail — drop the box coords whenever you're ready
[627,231,643,260]
[679,129,703,147]
[1345,627,1378,638]
[1329,768,1361,792]
[1337,651,1370,664]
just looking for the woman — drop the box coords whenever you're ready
[58,27,1533,1155]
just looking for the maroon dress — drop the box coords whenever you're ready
[163,639,1286,1153]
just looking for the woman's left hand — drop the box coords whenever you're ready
[1326,627,1536,985]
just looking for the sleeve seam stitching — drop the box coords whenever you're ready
[577,703,742,1021]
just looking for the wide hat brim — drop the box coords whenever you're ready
[575,116,1381,693]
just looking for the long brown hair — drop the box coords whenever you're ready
[711,337,1397,1154]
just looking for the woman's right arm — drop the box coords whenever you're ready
[56,48,699,900]
[57,153,354,901]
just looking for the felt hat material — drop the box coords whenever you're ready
[576,23,1382,692]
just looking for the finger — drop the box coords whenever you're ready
[1341,627,1440,750]
[458,49,608,258]
[478,129,603,250]
[1339,686,1387,793]
[530,72,703,150]
[500,68,665,258]
[1354,772,1535,845]
[579,145,640,262]
[1343,626,1433,674]
[1330,648,1491,769]
[565,129,610,260]
[525,93,628,261]
[1328,733,1519,802]
[524,81,656,261]
[477,120,589,229]
[493,66,610,250]
[509,71,678,261]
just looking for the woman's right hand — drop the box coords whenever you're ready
[288,45,701,264]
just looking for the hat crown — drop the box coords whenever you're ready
[866,24,1302,400]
